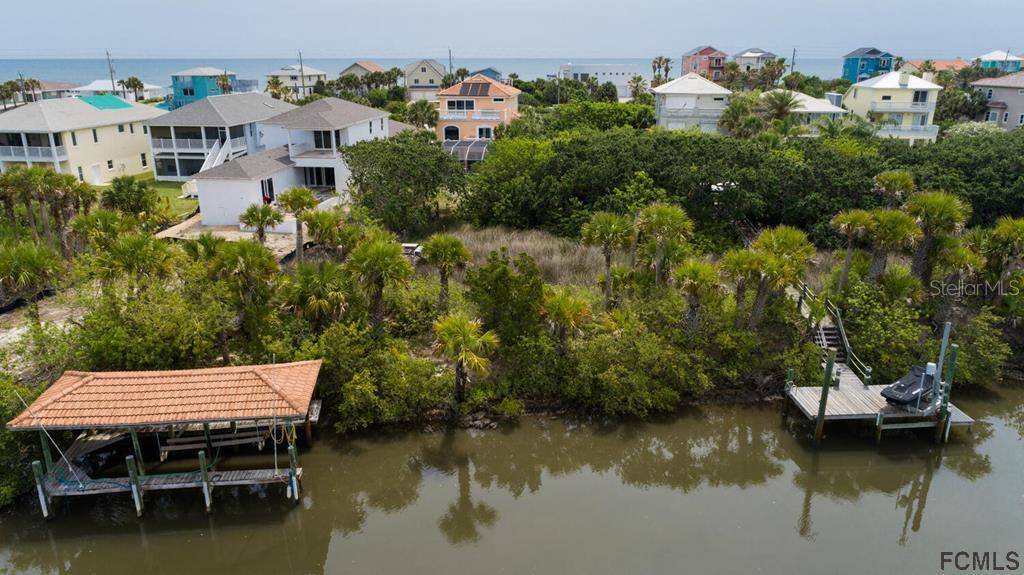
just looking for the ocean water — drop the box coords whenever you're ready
[0,57,843,90]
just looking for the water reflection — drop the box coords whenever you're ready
[0,388,1016,574]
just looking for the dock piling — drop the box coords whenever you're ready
[126,455,144,517]
[813,350,836,446]
[198,450,212,512]
[288,444,299,502]
[38,431,54,473]
[32,460,49,518]
[129,431,146,477]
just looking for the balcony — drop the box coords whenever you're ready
[440,110,505,121]
[151,138,216,151]
[876,124,939,139]
[232,79,259,93]
[870,101,936,112]
[656,107,725,119]
[0,145,67,160]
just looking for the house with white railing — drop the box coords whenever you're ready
[842,71,941,144]
[0,95,164,184]
[145,92,296,182]
[193,97,391,231]
[652,72,731,133]
[436,74,520,141]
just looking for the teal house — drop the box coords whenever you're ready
[976,51,1022,73]
[841,48,894,83]
[166,67,258,110]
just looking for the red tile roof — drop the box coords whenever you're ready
[437,74,521,98]
[354,60,384,73]
[905,58,971,72]
[7,360,322,430]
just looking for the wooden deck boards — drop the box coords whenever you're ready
[46,465,301,497]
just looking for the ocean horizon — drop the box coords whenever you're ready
[0,57,845,91]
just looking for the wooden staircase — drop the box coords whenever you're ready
[813,325,847,364]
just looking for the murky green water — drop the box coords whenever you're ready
[1,386,1022,575]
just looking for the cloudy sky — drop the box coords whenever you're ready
[4,0,1022,59]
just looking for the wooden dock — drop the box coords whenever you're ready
[787,379,974,427]
[46,464,301,497]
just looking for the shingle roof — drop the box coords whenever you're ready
[37,80,77,92]
[147,93,297,127]
[404,59,446,78]
[389,118,416,134]
[436,74,521,97]
[652,72,732,95]
[174,67,235,77]
[972,71,1024,88]
[261,96,387,130]
[194,146,294,181]
[348,60,385,74]
[0,97,165,133]
[6,360,322,430]
[844,47,892,59]
[853,71,941,90]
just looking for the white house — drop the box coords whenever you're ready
[146,92,296,181]
[193,97,390,232]
[762,89,847,133]
[733,48,778,72]
[265,64,328,99]
[558,63,645,99]
[72,79,165,102]
[652,73,731,132]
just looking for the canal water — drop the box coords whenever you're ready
[1,385,1021,575]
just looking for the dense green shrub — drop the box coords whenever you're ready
[947,309,1011,387]
[0,376,37,507]
[465,250,544,346]
[843,281,925,382]
[334,348,447,433]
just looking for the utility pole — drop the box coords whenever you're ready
[448,48,453,74]
[106,50,117,93]
[790,47,796,75]
[298,50,306,97]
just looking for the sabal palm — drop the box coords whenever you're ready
[281,261,348,331]
[581,211,634,308]
[433,313,499,405]
[422,233,471,311]
[216,72,232,93]
[873,170,916,207]
[720,248,763,322]
[276,187,318,261]
[239,203,284,244]
[94,233,173,282]
[990,216,1024,302]
[0,241,62,312]
[903,190,970,284]
[748,226,814,328]
[637,203,693,285]
[761,90,802,122]
[673,259,721,330]
[346,238,412,326]
[831,209,873,292]
[182,231,226,262]
[627,75,648,99]
[265,77,286,100]
[867,209,921,280]
[210,239,279,317]
[541,286,590,345]
[0,169,20,228]
[407,99,439,128]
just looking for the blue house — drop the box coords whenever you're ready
[841,48,895,83]
[166,67,259,110]
[976,51,1023,73]
[469,67,503,82]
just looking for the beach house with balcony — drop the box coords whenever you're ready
[404,60,446,101]
[0,95,164,184]
[682,46,729,81]
[841,48,895,83]
[652,72,731,133]
[266,64,328,99]
[842,71,941,143]
[146,92,296,182]
[976,51,1022,74]
[436,74,520,141]
[558,63,644,99]
[166,67,259,110]
[340,61,385,78]
[972,71,1024,129]
[193,97,390,231]
[733,48,778,72]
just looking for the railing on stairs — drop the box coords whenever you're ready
[795,280,873,387]
[199,139,222,172]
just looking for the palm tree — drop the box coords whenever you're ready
[21,78,41,102]
[421,233,471,312]
[265,76,287,100]
[210,239,279,329]
[276,187,318,261]
[831,209,873,292]
[94,233,174,283]
[216,72,233,94]
[347,238,412,326]
[280,261,348,332]
[673,259,721,331]
[581,211,634,309]
[720,248,763,325]
[867,209,921,280]
[873,170,916,208]
[124,76,145,100]
[301,208,347,258]
[627,75,648,100]
[989,216,1024,304]
[406,99,439,128]
[541,286,590,347]
[117,79,130,99]
[662,57,672,78]
[903,190,970,284]
[455,68,470,82]
[748,226,814,328]
[0,82,13,110]
[760,89,802,122]
[433,313,499,406]
[0,168,21,228]
[637,203,693,285]
[26,167,57,247]
[239,203,284,244]
[183,231,226,262]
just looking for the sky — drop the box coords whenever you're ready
[3,0,1022,60]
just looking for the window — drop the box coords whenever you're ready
[380,118,384,130]
[986,89,994,99]
[987,111,999,122]
[712,70,721,80]
[76,167,84,182]
[429,78,435,85]
[118,124,125,133]
[129,123,134,134]
[860,61,866,70]
[313,130,334,150]
[880,59,890,68]
[1004,112,1010,122]
[250,123,257,137]
[71,132,77,146]
[290,76,298,81]
[493,97,504,103]
[414,78,420,85]
[92,129,98,143]
[369,121,373,134]
[182,88,195,96]
[143,125,148,135]
[140,153,147,167]
[713,97,725,101]
[881,95,892,101]
[260,178,275,204]
[443,125,460,140]
[912,90,928,103]
[106,160,113,170]
[421,67,426,73]
[1019,114,1024,125]
[446,99,475,111]
[477,126,493,139]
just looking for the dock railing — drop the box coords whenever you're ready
[795,280,873,387]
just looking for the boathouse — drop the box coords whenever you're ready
[6,360,323,518]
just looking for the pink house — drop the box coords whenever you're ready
[682,46,729,81]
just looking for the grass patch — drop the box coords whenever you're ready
[451,225,606,286]
[97,172,198,223]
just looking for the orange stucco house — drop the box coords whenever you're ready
[436,74,520,141]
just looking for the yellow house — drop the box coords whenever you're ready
[0,95,165,184]
[842,71,941,144]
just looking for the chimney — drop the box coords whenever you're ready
[899,70,910,86]
[922,71,935,83]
